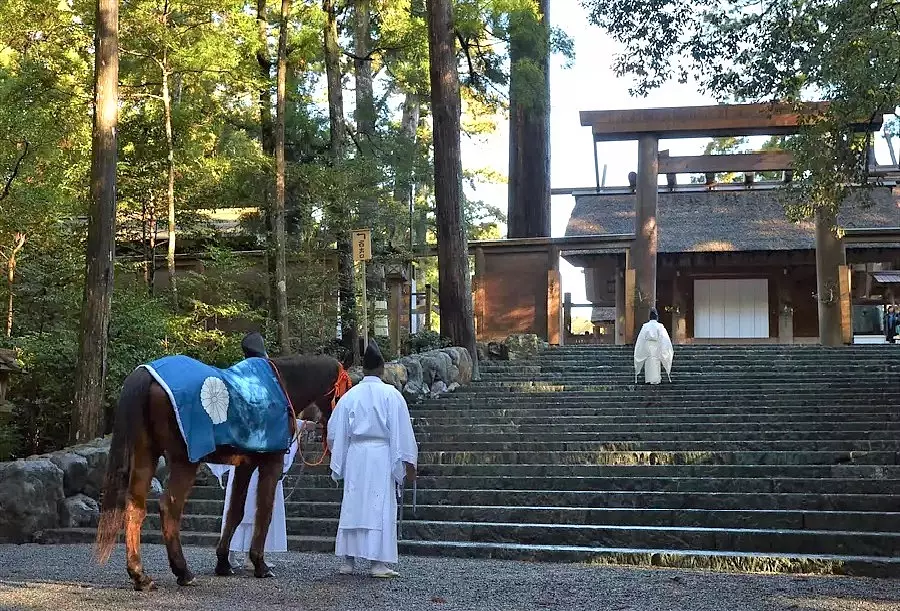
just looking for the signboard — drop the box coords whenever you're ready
[352,229,372,262]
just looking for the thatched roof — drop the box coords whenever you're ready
[565,186,900,253]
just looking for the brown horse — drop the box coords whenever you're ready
[94,352,349,591]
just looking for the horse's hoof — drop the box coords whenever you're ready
[255,567,275,579]
[177,572,198,587]
[134,576,157,592]
[215,561,235,577]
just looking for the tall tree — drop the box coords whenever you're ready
[273,0,291,353]
[507,0,551,238]
[323,0,358,361]
[426,0,478,375]
[71,0,119,442]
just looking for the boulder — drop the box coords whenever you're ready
[443,347,473,384]
[420,351,452,385]
[430,381,448,397]
[400,356,429,401]
[72,444,110,500]
[48,452,89,497]
[487,341,509,361]
[382,362,408,391]
[504,334,547,361]
[59,493,99,528]
[348,365,364,386]
[150,478,164,496]
[0,460,64,542]
[447,382,461,393]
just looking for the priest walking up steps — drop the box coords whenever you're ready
[328,341,418,578]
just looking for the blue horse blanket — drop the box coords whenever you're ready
[142,355,292,463]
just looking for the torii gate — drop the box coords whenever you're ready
[579,102,882,345]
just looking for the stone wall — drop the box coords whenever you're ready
[348,346,475,401]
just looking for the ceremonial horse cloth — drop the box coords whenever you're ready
[142,355,292,462]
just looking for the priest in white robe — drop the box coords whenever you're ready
[328,341,418,578]
[634,308,674,385]
[207,418,316,562]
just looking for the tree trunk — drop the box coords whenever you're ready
[273,0,291,354]
[354,0,377,225]
[393,92,419,247]
[71,0,118,443]
[507,0,551,238]
[6,233,26,338]
[426,0,479,378]
[257,0,279,327]
[324,0,358,362]
[161,56,177,308]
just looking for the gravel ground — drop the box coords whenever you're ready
[0,544,899,611]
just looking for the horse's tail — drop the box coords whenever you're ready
[95,366,153,564]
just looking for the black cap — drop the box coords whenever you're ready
[649,308,659,321]
[362,341,384,371]
[241,332,268,359]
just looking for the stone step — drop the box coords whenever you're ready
[130,515,900,557]
[418,430,900,443]
[183,486,900,512]
[143,499,900,533]
[416,423,900,436]
[37,528,900,577]
[416,441,900,452]
[417,450,900,466]
[411,406,900,417]
[286,463,900,479]
[223,474,900,495]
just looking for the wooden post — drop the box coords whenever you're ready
[815,209,845,346]
[474,247,486,340]
[360,260,368,349]
[633,134,659,327]
[839,264,853,345]
[671,273,687,344]
[624,267,636,343]
[615,264,626,345]
[777,272,795,344]
[425,283,432,331]
[563,292,572,343]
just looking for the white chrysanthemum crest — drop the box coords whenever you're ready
[200,376,229,425]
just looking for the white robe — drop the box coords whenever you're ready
[634,320,674,384]
[206,422,302,553]
[327,376,418,564]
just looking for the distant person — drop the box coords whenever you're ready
[886,305,897,344]
[634,308,674,384]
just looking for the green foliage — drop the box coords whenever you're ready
[582,0,900,217]
[403,329,452,354]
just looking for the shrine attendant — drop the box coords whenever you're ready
[633,308,674,385]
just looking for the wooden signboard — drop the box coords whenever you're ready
[352,229,372,262]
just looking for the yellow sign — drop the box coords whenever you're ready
[352,229,372,262]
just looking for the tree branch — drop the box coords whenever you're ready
[0,141,30,202]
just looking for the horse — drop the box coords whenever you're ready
[94,340,350,591]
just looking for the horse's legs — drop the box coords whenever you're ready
[159,460,199,586]
[125,431,158,592]
[248,457,282,578]
[215,464,254,576]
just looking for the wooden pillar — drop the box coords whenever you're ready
[563,292,572,344]
[547,246,562,345]
[777,271,794,344]
[839,264,852,344]
[615,263,626,345]
[633,135,659,327]
[815,209,846,346]
[671,272,687,344]
[474,247,486,340]
[388,280,402,354]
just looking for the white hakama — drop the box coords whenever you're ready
[327,376,418,564]
[206,422,302,553]
[634,320,674,385]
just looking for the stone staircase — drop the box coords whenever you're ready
[47,345,900,575]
